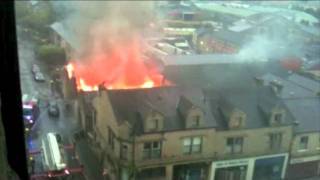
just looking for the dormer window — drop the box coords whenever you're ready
[228,110,246,129]
[191,115,200,127]
[270,108,285,126]
[151,118,159,130]
[274,113,283,124]
[233,116,243,128]
[144,111,164,132]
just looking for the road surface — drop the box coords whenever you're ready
[17,26,104,180]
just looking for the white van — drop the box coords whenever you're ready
[41,132,67,172]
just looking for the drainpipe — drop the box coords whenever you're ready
[132,135,136,180]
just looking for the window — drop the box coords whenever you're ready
[85,109,96,133]
[108,127,115,150]
[269,133,282,150]
[299,136,308,151]
[191,115,200,127]
[120,144,128,160]
[143,141,161,159]
[150,119,159,130]
[233,116,243,128]
[183,137,202,154]
[274,113,282,123]
[226,137,243,154]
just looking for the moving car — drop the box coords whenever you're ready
[48,101,59,118]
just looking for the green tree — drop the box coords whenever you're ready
[15,1,32,20]
[37,44,66,66]
[15,1,56,40]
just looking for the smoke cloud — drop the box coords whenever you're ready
[52,1,168,90]
[51,1,156,58]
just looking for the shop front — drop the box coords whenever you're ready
[253,155,286,180]
[209,153,288,180]
[173,162,209,180]
[286,155,320,180]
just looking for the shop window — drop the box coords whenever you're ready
[226,137,243,154]
[143,141,161,159]
[299,136,308,151]
[183,137,202,155]
[216,166,247,180]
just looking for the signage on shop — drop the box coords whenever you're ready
[215,159,250,168]
[290,155,320,164]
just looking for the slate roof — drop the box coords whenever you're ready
[261,73,316,99]
[205,82,293,130]
[261,73,320,133]
[285,98,320,133]
[106,86,217,135]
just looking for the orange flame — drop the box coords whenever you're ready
[64,38,170,92]
[65,63,74,79]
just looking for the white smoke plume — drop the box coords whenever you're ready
[51,1,157,59]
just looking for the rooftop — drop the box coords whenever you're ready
[195,2,258,18]
[160,54,267,67]
[261,73,320,133]
[107,86,216,135]
[50,21,81,50]
[205,74,294,130]
[286,98,320,133]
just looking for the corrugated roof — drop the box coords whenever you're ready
[161,54,248,66]
[195,3,258,17]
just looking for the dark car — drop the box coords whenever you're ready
[34,72,45,82]
[48,101,59,118]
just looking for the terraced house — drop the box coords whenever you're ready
[57,49,320,180]
[71,69,299,180]
[261,73,320,180]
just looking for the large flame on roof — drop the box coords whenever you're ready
[65,37,168,91]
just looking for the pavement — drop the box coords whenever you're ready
[17,26,104,180]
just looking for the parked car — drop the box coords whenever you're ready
[48,101,59,118]
[31,64,40,74]
[34,72,45,82]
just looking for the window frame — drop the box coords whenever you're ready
[143,141,162,159]
[226,137,244,154]
[191,115,201,127]
[183,136,202,155]
[120,143,128,160]
[269,133,282,150]
[298,136,309,151]
[274,113,283,124]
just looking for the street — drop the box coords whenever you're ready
[17,27,104,180]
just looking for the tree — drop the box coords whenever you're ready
[37,44,66,66]
[15,1,56,40]
[15,1,32,20]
